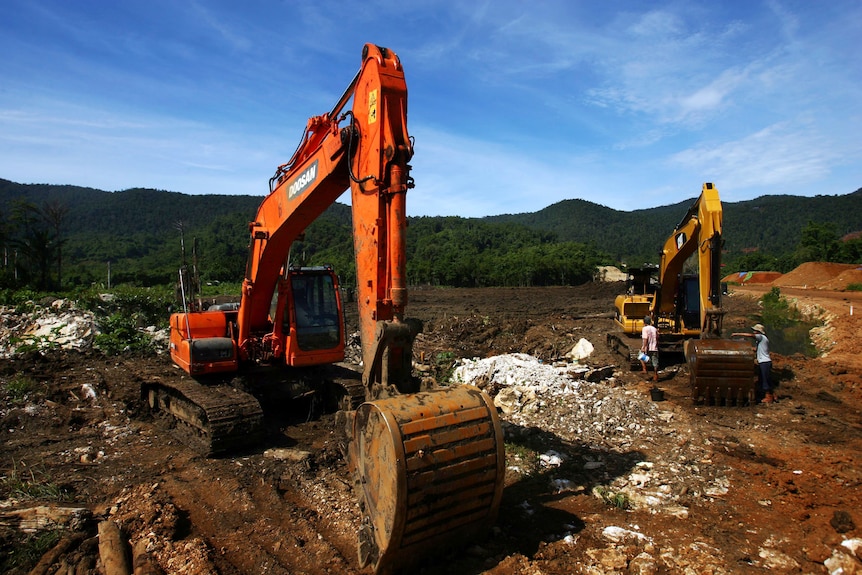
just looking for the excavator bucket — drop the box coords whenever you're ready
[685,339,756,406]
[351,385,505,574]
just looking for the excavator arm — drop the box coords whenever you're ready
[239,44,415,397]
[655,182,725,337]
[659,183,757,406]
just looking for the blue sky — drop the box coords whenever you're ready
[1,1,860,217]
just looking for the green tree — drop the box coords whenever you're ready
[42,200,69,289]
[798,221,839,262]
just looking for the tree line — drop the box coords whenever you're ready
[1,179,860,293]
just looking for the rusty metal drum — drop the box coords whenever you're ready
[351,385,505,574]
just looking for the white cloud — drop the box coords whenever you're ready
[669,122,833,191]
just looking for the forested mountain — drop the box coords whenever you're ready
[488,189,862,266]
[1,178,860,290]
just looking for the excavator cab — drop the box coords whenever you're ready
[612,266,658,334]
[281,266,345,365]
[678,274,701,331]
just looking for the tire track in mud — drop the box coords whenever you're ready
[157,454,363,575]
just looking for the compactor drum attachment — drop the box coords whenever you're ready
[685,339,756,406]
[351,385,505,574]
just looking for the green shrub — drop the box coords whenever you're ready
[433,351,457,383]
[0,289,44,312]
[847,283,862,292]
[73,285,172,329]
[94,312,157,356]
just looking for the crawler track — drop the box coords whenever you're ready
[142,379,265,456]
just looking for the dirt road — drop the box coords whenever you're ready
[2,282,861,574]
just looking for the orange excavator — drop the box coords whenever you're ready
[608,183,755,404]
[146,44,504,573]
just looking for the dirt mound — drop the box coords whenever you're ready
[819,267,862,290]
[772,262,858,288]
[722,271,783,285]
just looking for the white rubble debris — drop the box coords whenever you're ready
[825,549,860,575]
[454,348,749,575]
[539,450,565,467]
[0,300,168,358]
[453,353,578,394]
[81,383,97,400]
[758,546,801,571]
[452,349,741,529]
[843,538,862,560]
[0,302,97,357]
[602,525,649,544]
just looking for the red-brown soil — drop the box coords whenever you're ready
[2,280,861,574]
[722,271,784,285]
[772,262,859,289]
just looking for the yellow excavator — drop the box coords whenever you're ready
[608,183,756,404]
[148,44,504,574]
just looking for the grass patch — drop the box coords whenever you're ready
[1,461,69,502]
[847,283,862,292]
[3,375,36,402]
[504,442,541,477]
[0,529,62,573]
[593,486,631,510]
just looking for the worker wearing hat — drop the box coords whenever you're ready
[732,323,774,403]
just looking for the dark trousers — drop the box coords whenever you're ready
[757,361,772,392]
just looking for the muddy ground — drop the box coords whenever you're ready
[2,282,861,574]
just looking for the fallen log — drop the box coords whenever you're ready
[0,505,91,532]
[27,532,85,575]
[98,520,132,575]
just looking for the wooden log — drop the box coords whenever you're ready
[1,506,91,532]
[27,533,84,575]
[74,554,96,575]
[97,521,131,575]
